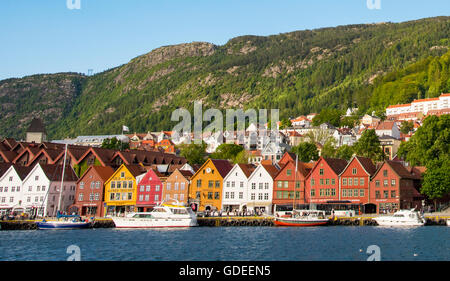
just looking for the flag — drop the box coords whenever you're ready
[122,125,129,132]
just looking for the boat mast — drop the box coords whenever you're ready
[56,143,68,216]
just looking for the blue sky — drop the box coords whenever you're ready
[0,0,448,80]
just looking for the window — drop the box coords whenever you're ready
[226,181,230,188]
[310,189,315,197]
[251,193,255,200]
[325,189,330,197]
[360,178,364,186]
[180,182,185,190]
[225,192,230,199]
[0,187,2,192]
[342,189,347,197]
[96,181,101,189]
[94,193,99,201]
[179,194,184,201]
[12,186,15,192]
[78,193,84,201]
[252,183,256,189]
[284,181,288,188]
[128,181,133,188]
[120,172,125,178]
[319,169,324,175]
[208,192,213,199]
[115,193,120,200]
[348,189,353,197]
[117,181,121,189]
[9,197,13,203]
[89,193,94,201]
[320,179,324,185]
[239,192,243,199]
[139,195,144,201]
[35,176,39,181]
[277,181,282,188]
[264,193,269,200]
[320,189,324,196]
[331,189,336,196]
[342,178,347,186]
[265,183,269,189]
[196,191,200,199]
[354,189,359,197]
[80,182,85,189]
[231,181,235,188]
[230,192,234,199]
[276,191,282,199]
[16,186,20,192]
[215,181,220,188]
[214,192,220,199]
[352,168,357,175]
[197,180,202,188]
[331,179,335,185]
[360,189,365,197]
[391,179,396,186]
[383,180,388,187]
[28,186,32,192]
[240,182,244,188]
[391,190,396,198]
[155,185,160,192]
[4,187,7,192]
[287,169,292,176]
[375,180,380,187]
[208,180,213,188]
[325,179,330,185]
[174,183,179,190]
[258,193,263,200]
[110,193,115,200]
[383,170,388,177]
[146,185,150,192]
[383,191,388,199]
[348,178,352,186]
[90,182,95,189]
[154,194,159,202]
[259,183,263,189]
[140,185,145,192]
[311,179,315,186]
[167,183,171,190]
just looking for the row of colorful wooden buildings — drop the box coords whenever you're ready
[0,139,426,217]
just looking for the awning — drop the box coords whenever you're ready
[245,202,272,207]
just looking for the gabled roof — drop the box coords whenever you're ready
[237,163,256,178]
[322,158,348,176]
[373,160,419,180]
[376,121,396,130]
[13,165,34,180]
[0,150,18,163]
[261,164,280,179]
[40,164,78,182]
[125,164,148,178]
[26,118,46,133]
[77,165,115,183]
[0,163,12,178]
[339,155,377,176]
[210,159,234,178]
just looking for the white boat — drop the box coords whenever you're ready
[274,210,329,227]
[112,201,198,228]
[373,209,425,227]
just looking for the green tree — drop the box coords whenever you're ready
[353,129,384,161]
[312,108,343,127]
[335,144,354,161]
[400,120,414,134]
[421,158,450,210]
[291,142,319,162]
[178,142,208,165]
[279,118,291,129]
[233,150,250,164]
[210,143,244,160]
[101,137,129,150]
[321,138,337,158]
[398,115,449,166]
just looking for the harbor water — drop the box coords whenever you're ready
[0,226,448,261]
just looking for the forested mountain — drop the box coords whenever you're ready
[1,16,449,140]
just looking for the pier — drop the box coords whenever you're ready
[0,215,448,230]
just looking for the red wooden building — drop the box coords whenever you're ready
[369,160,424,214]
[273,160,313,210]
[74,166,115,217]
[136,168,164,212]
[338,156,377,213]
[305,157,348,209]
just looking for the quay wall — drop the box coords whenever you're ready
[1,216,448,230]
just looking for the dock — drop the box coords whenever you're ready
[0,215,448,230]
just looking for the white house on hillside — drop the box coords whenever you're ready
[246,164,279,215]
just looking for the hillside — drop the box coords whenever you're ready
[1,16,449,140]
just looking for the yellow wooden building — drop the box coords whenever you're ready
[189,159,233,212]
[103,164,147,216]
